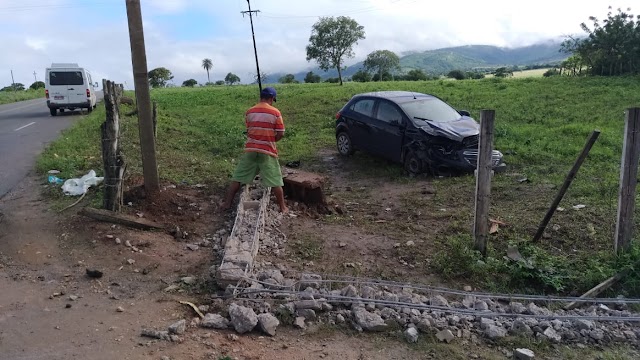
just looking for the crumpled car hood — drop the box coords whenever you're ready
[419,116,479,142]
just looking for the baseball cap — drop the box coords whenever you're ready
[260,87,277,102]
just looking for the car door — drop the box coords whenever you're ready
[48,71,70,105]
[368,100,405,162]
[65,70,87,105]
[344,98,376,152]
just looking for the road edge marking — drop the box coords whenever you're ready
[14,122,36,131]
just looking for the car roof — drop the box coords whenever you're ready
[353,91,435,104]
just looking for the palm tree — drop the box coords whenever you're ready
[202,58,213,83]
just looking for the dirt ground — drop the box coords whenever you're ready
[1,155,638,360]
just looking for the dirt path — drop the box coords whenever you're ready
[0,176,431,360]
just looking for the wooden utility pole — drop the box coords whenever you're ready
[532,131,600,242]
[473,110,495,256]
[241,0,262,92]
[125,0,160,194]
[101,79,126,212]
[614,108,640,254]
[10,70,16,92]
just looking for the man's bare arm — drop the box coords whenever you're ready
[275,131,284,142]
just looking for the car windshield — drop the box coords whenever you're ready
[400,98,461,123]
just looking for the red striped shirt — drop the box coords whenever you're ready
[244,102,285,157]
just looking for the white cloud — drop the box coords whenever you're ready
[0,0,631,87]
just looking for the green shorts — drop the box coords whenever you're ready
[231,152,284,187]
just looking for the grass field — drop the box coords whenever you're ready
[37,76,640,295]
[0,89,44,105]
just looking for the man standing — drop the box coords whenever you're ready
[220,87,288,213]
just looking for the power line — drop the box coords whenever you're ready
[0,1,115,12]
[258,0,417,19]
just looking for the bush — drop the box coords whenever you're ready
[324,77,340,83]
[446,70,466,80]
[351,70,371,82]
[543,69,560,77]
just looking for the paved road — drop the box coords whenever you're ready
[0,96,99,199]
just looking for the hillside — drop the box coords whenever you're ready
[267,41,566,82]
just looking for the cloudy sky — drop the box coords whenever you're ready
[0,0,630,88]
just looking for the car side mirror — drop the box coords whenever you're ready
[390,119,402,127]
[95,82,99,88]
[459,110,471,117]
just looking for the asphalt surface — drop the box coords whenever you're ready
[0,96,100,199]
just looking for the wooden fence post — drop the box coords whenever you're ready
[101,80,126,212]
[615,108,640,254]
[473,110,495,256]
[532,130,600,242]
[152,101,157,138]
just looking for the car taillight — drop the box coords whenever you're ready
[86,89,90,97]
[45,89,49,99]
[335,111,341,120]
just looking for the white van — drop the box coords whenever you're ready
[45,63,98,116]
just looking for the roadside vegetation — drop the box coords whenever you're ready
[0,88,44,105]
[36,75,640,297]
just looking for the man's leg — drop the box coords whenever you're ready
[258,154,289,213]
[220,152,258,211]
[272,186,288,213]
[220,181,241,211]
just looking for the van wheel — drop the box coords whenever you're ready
[87,106,93,113]
[50,108,57,116]
[404,151,423,175]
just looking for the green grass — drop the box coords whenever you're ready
[36,76,640,295]
[0,89,44,105]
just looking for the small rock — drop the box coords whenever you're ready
[168,319,186,335]
[480,317,495,330]
[296,309,317,321]
[141,329,169,340]
[352,308,387,332]
[474,300,489,311]
[574,319,595,331]
[542,327,561,342]
[299,274,322,288]
[294,316,306,329]
[116,306,124,312]
[65,304,72,309]
[201,313,230,329]
[68,295,78,301]
[164,284,179,292]
[227,333,239,341]
[514,348,535,360]
[181,276,196,285]
[484,325,507,339]
[85,269,103,278]
[404,327,419,343]
[341,285,358,297]
[463,285,473,292]
[406,241,415,247]
[430,295,449,307]
[336,314,345,323]
[257,313,279,336]
[228,304,258,334]
[510,302,526,314]
[125,240,132,247]
[590,329,605,341]
[186,244,199,251]
[436,329,455,343]
[339,242,347,248]
[127,259,135,265]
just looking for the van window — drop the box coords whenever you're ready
[50,71,84,86]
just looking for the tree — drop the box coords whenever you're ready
[543,68,560,77]
[351,70,371,82]
[447,70,466,80]
[148,67,174,88]
[363,50,400,81]
[182,79,197,87]
[563,7,640,76]
[493,67,513,78]
[278,74,298,84]
[30,81,45,90]
[1,83,25,91]
[215,80,225,86]
[304,71,321,83]
[201,58,213,83]
[306,16,365,85]
[372,71,392,82]
[405,69,427,81]
[225,72,241,85]
[253,72,268,85]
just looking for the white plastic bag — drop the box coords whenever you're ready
[61,170,104,196]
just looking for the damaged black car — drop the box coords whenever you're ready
[335,91,506,175]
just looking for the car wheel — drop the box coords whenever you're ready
[50,108,57,116]
[59,108,65,113]
[336,132,354,156]
[87,106,93,113]
[404,151,423,175]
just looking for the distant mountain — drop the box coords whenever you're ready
[266,41,567,83]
